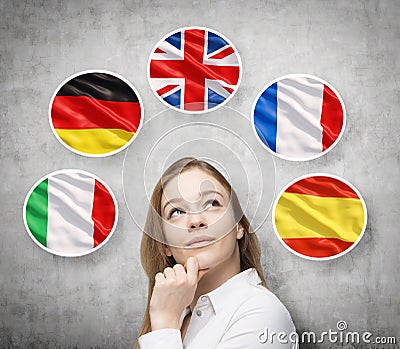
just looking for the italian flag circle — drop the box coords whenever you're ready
[23,170,118,257]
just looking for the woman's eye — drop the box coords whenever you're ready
[169,208,185,218]
[205,199,220,209]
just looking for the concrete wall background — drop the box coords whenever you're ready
[1,0,399,348]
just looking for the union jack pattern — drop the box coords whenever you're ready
[148,28,241,113]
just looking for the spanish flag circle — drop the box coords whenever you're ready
[273,174,367,260]
[49,70,143,157]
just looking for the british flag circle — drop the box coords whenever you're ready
[148,27,242,114]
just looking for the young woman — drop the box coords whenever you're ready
[135,157,298,348]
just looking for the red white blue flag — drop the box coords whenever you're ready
[148,27,242,113]
[252,74,345,161]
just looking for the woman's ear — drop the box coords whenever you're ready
[165,246,173,257]
[236,224,245,239]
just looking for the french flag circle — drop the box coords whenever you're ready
[251,74,346,161]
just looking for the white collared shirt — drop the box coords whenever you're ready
[138,268,298,348]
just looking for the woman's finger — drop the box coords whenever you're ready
[186,257,199,285]
[155,272,165,284]
[173,264,186,279]
[197,268,210,281]
[163,267,175,279]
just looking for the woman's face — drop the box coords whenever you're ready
[160,167,243,270]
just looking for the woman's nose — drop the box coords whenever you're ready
[188,214,208,232]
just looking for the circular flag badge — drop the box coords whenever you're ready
[49,70,143,157]
[252,74,346,161]
[148,26,242,114]
[23,170,118,257]
[273,174,367,260]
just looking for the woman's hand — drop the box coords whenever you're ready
[149,256,209,331]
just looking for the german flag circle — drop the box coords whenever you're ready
[49,70,143,157]
[273,174,367,260]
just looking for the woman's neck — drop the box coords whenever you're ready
[189,243,241,312]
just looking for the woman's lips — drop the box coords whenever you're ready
[185,235,216,248]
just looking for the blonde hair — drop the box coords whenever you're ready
[135,157,267,348]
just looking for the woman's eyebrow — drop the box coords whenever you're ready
[201,189,224,197]
[162,190,224,213]
[162,197,182,213]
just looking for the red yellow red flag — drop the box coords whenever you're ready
[274,174,366,260]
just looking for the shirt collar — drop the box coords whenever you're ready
[179,268,263,327]
[202,268,262,314]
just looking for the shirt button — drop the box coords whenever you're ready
[201,296,208,302]
[196,310,202,317]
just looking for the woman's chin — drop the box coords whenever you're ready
[191,251,219,270]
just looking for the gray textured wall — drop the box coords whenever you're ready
[1,0,399,348]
